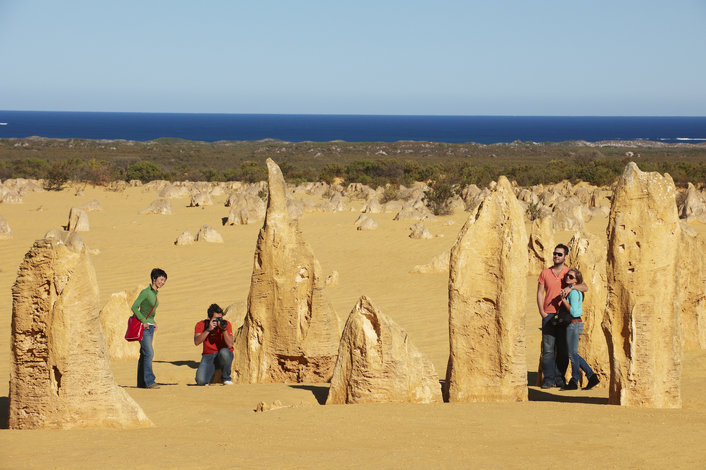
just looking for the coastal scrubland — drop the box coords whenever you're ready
[1,137,705,190]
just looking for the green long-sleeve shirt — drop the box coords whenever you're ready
[131,285,159,324]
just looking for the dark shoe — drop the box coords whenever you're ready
[585,374,600,390]
[147,383,161,389]
[541,383,553,389]
[562,380,578,391]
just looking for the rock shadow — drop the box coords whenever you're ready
[527,371,539,386]
[528,388,610,405]
[0,396,8,429]
[289,385,329,405]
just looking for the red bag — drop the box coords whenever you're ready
[124,315,144,342]
[124,300,156,342]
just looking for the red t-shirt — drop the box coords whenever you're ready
[538,266,570,314]
[194,320,234,355]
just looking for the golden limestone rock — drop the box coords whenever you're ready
[99,286,143,360]
[604,162,682,408]
[66,207,90,232]
[10,230,152,429]
[327,296,441,404]
[678,223,706,351]
[444,176,529,403]
[527,216,555,276]
[566,231,609,386]
[232,159,341,383]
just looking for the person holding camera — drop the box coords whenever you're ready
[194,303,234,386]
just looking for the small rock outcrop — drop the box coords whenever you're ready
[604,163,682,408]
[232,159,341,383]
[327,296,442,404]
[677,183,706,223]
[196,225,224,243]
[78,200,103,212]
[10,230,151,429]
[140,199,172,215]
[410,249,450,274]
[408,222,432,239]
[444,176,529,402]
[174,230,195,246]
[99,286,143,360]
[66,207,90,232]
[0,215,12,240]
[189,192,213,207]
[326,296,441,405]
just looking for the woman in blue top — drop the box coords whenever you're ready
[561,268,600,391]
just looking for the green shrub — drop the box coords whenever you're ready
[424,181,457,215]
[126,161,163,183]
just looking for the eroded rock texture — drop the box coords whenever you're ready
[604,162,682,408]
[327,296,441,404]
[444,176,529,402]
[566,230,609,386]
[678,223,706,351]
[99,286,143,360]
[527,216,554,276]
[232,159,341,383]
[10,230,151,428]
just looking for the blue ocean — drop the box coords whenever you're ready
[0,111,705,145]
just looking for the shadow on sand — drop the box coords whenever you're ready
[0,396,8,429]
[155,359,200,369]
[528,388,609,405]
[289,385,329,405]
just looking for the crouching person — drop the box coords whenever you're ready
[194,304,234,385]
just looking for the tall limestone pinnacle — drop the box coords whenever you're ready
[444,176,529,402]
[232,158,341,383]
[10,230,152,429]
[604,162,682,408]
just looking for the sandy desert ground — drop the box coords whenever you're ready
[1,182,705,469]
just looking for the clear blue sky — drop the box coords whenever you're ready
[1,0,704,115]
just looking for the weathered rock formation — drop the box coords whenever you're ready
[408,222,432,239]
[410,249,450,274]
[327,296,441,404]
[232,159,341,383]
[66,207,90,232]
[99,286,143,360]
[677,183,706,223]
[189,192,213,207]
[10,230,151,429]
[78,200,103,212]
[566,231,609,386]
[140,199,172,215]
[174,230,195,246]
[0,214,12,240]
[603,162,682,408]
[678,223,706,351]
[196,225,223,243]
[444,176,529,402]
[527,216,555,276]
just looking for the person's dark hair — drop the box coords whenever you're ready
[207,303,224,319]
[555,244,569,256]
[567,268,583,285]
[150,268,167,282]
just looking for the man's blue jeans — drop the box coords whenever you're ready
[195,348,234,385]
[541,314,568,387]
[566,321,594,383]
[137,325,156,388]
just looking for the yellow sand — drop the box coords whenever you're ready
[1,185,705,469]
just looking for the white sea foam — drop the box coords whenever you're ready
[676,137,706,141]
[0,122,8,125]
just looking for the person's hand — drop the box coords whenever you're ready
[561,286,571,298]
[208,318,218,332]
[143,323,149,330]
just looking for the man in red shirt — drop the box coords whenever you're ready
[194,304,234,385]
[537,244,587,389]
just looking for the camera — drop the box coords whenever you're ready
[217,318,228,330]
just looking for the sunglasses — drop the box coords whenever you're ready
[553,252,565,257]
[566,274,575,279]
